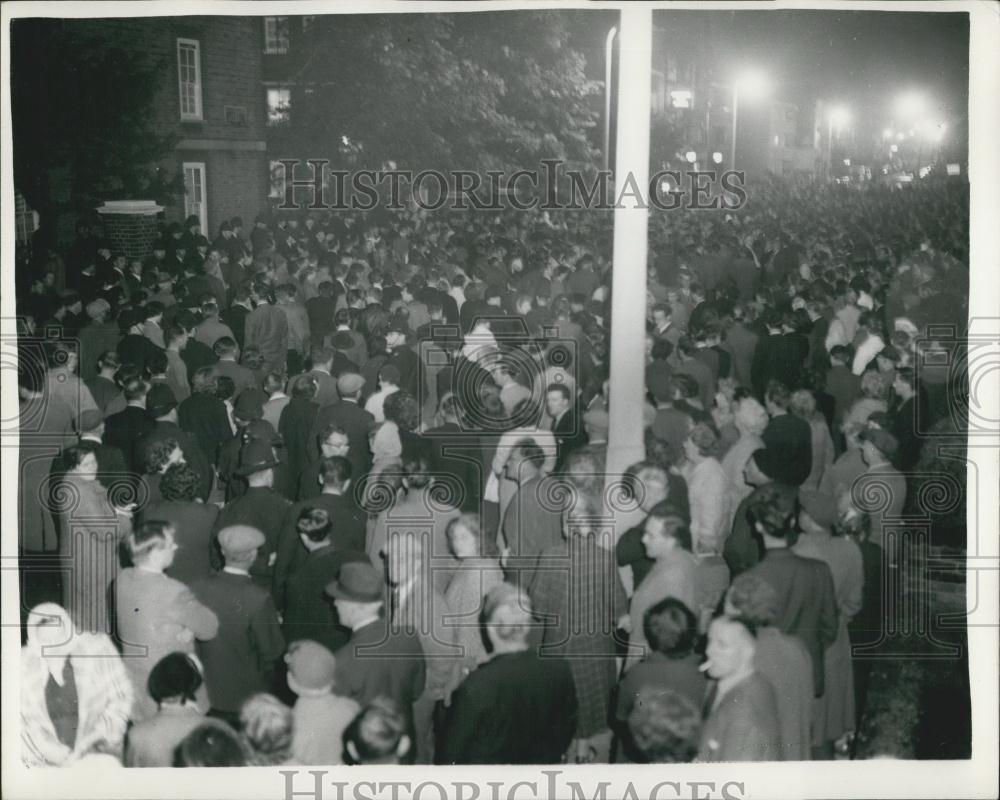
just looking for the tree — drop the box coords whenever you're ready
[10,20,180,241]
[283,12,600,174]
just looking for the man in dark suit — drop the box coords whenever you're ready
[723,310,759,389]
[546,383,588,472]
[307,373,374,484]
[437,584,577,765]
[103,376,157,474]
[192,525,286,728]
[275,456,367,612]
[214,438,292,592]
[742,484,839,699]
[761,381,813,487]
[142,462,218,587]
[220,285,253,350]
[328,562,426,756]
[281,506,368,654]
[750,311,809,399]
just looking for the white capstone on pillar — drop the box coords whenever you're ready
[605,7,652,492]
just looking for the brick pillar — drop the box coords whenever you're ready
[95,201,164,259]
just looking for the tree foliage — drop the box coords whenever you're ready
[286,12,600,172]
[10,20,180,230]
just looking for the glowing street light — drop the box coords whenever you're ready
[685,151,698,164]
[712,151,723,164]
[829,106,851,132]
[730,69,770,170]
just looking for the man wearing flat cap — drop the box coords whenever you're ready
[192,524,286,728]
[308,373,375,483]
[215,438,291,595]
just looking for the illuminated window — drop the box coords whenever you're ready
[264,17,290,55]
[267,87,291,126]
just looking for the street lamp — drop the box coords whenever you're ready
[730,69,770,170]
[827,105,850,179]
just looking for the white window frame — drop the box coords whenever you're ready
[266,87,292,126]
[264,17,290,55]
[183,162,208,234]
[177,38,203,121]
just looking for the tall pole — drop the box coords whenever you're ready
[730,83,739,169]
[603,26,617,172]
[606,7,651,489]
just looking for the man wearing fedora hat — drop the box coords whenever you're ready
[215,438,290,595]
[192,525,286,728]
[327,562,425,759]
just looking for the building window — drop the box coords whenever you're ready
[177,39,202,121]
[267,87,291,126]
[224,105,248,126]
[183,162,208,233]
[264,17,290,55]
[269,160,286,199]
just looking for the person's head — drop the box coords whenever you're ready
[217,525,266,570]
[191,366,218,396]
[96,350,120,377]
[318,456,352,495]
[682,422,719,462]
[644,596,698,658]
[505,437,545,483]
[745,483,798,545]
[445,512,484,559]
[320,425,350,459]
[175,723,248,767]
[144,437,184,476]
[165,324,188,351]
[789,388,818,420]
[62,443,99,481]
[829,344,851,366]
[285,639,338,697]
[400,449,433,491]
[545,382,571,419]
[297,506,333,550]
[310,344,334,370]
[123,376,150,405]
[764,380,791,415]
[481,583,533,654]
[627,688,701,763]
[384,391,419,432]
[651,303,670,326]
[626,461,670,512]
[343,699,412,765]
[858,371,888,404]
[237,694,294,766]
[159,462,201,503]
[642,501,692,558]
[148,652,203,708]
[703,616,757,681]
[327,561,385,628]
[724,574,779,629]
[213,336,239,361]
[733,397,769,437]
[127,520,178,571]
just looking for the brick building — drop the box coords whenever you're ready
[49,16,269,245]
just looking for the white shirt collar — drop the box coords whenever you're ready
[223,566,250,577]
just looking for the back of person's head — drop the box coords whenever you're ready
[123,376,150,402]
[126,520,174,563]
[214,336,238,359]
[745,483,798,541]
[644,596,698,658]
[829,344,851,364]
[148,652,203,706]
[239,693,293,766]
[320,455,352,488]
[143,437,180,475]
[343,699,410,765]
[789,388,817,419]
[726,573,779,629]
[263,372,284,395]
[672,373,699,401]
[627,688,701,763]
[401,449,433,490]
[296,507,333,543]
[765,380,791,409]
[146,349,169,376]
[159,462,201,502]
[191,366,218,395]
[174,722,248,767]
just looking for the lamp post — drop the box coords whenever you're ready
[729,70,769,170]
[603,26,618,171]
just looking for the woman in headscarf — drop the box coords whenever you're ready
[21,603,132,766]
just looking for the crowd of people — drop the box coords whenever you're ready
[16,173,969,767]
